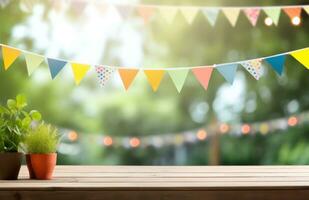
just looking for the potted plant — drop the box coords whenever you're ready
[0,94,41,180]
[24,123,60,180]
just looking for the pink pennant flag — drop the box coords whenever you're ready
[137,5,155,23]
[244,8,261,26]
[192,66,213,90]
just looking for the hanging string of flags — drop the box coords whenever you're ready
[1,1,309,26]
[61,111,309,149]
[1,44,308,92]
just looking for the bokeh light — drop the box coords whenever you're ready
[196,129,207,140]
[288,116,298,126]
[291,16,301,26]
[129,137,140,148]
[264,17,273,26]
[241,124,251,135]
[219,123,229,134]
[103,136,113,146]
[68,131,78,142]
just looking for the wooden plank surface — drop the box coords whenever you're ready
[0,166,309,200]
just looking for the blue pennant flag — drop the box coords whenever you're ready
[265,55,286,75]
[47,58,67,79]
[216,63,238,84]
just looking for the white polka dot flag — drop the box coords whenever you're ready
[95,65,115,87]
[241,59,262,80]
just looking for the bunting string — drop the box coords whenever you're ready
[60,111,309,150]
[1,1,308,27]
[1,44,308,91]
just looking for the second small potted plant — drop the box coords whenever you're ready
[24,123,60,180]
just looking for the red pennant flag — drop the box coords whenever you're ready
[192,66,213,90]
[283,7,302,19]
[137,5,155,23]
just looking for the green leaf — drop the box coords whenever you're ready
[16,94,27,109]
[7,99,16,109]
[22,116,32,128]
[30,110,41,121]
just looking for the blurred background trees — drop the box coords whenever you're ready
[0,0,308,165]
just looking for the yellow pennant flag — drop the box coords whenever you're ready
[291,48,309,69]
[71,63,91,85]
[144,69,165,92]
[1,45,21,70]
[118,69,139,90]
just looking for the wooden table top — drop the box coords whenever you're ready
[1,165,309,189]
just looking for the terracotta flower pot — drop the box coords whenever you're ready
[0,152,23,180]
[26,154,36,179]
[30,153,57,180]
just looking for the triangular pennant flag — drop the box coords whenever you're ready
[137,5,155,23]
[283,7,302,20]
[241,59,262,80]
[159,6,178,24]
[47,58,67,79]
[1,45,21,70]
[95,65,115,86]
[168,69,189,92]
[222,8,240,26]
[192,67,213,90]
[180,7,199,24]
[304,6,309,15]
[244,8,261,26]
[265,55,286,75]
[263,8,281,25]
[24,52,45,76]
[291,48,309,69]
[202,8,219,26]
[118,68,139,90]
[115,5,133,19]
[216,64,238,84]
[71,63,91,85]
[144,69,165,92]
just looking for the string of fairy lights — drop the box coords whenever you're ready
[59,111,309,151]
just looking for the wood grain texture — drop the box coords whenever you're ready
[0,166,309,200]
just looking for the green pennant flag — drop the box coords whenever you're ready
[24,52,45,76]
[168,69,189,92]
[263,8,281,25]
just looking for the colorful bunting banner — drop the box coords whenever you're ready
[96,65,115,86]
[192,67,213,90]
[216,64,238,84]
[71,63,90,85]
[24,52,45,76]
[0,44,308,92]
[118,68,139,90]
[241,59,262,80]
[202,8,219,26]
[244,8,261,26]
[222,8,240,26]
[180,7,199,24]
[144,70,165,91]
[1,45,21,70]
[265,55,285,75]
[263,8,281,25]
[304,6,309,14]
[291,48,309,69]
[168,69,189,92]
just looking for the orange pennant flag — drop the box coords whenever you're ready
[1,45,21,70]
[192,66,213,90]
[283,7,302,19]
[137,5,155,23]
[144,69,165,92]
[118,69,139,90]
